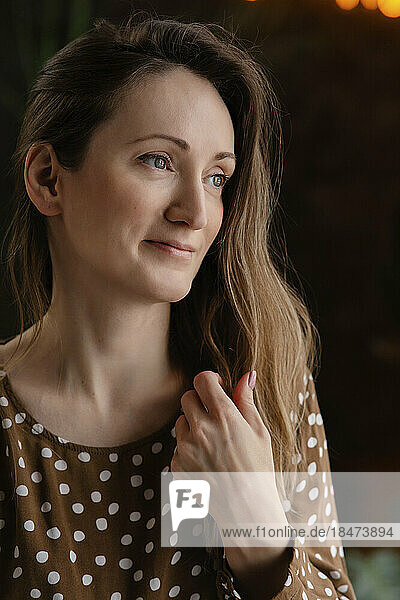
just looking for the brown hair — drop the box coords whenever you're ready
[2,10,320,558]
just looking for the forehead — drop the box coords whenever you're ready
[94,69,235,153]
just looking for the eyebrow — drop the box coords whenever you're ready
[127,134,236,163]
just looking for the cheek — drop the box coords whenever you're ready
[198,204,223,265]
[208,201,224,240]
[70,174,151,239]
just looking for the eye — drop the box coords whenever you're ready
[208,173,231,190]
[137,152,231,191]
[137,153,172,170]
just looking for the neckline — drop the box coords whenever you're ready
[0,368,182,456]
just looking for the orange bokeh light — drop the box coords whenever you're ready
[336,0,400,15]
[242,0,399,19]
[378,0,400,16]
[335,0,359,9]
[361,0,378,8]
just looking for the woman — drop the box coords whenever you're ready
[0,12,356,600]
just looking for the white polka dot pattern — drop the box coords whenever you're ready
[0,380,223,599]
[0,370,356,599]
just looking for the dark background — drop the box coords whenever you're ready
[0,1,398,476]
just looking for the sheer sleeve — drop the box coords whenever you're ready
[215,370,357,600]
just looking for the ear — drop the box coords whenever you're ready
[24,142,63,216]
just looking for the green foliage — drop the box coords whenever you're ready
[346,548,400,600]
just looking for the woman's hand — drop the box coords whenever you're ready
[170,370,289,539]
[172,370,270,473]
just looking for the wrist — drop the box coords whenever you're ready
[224,540,295,600]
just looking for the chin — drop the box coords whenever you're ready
[145,278,193,304]
[165,282,193,304]
[167,285,193,304]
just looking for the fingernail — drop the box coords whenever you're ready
[248,370,257,390]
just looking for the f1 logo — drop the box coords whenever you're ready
[169,480,210,531]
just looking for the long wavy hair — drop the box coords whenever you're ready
[1,10,320,562]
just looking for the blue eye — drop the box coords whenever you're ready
[138,153,172,170]
[137,153,231,190]
[210,173,230,189]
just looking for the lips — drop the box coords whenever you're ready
[144,240,194,259]
[146,240,195,252]
[154,241,180,250]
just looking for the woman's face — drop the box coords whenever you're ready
[50,68,236,303]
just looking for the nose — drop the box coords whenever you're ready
[165,176,209,230]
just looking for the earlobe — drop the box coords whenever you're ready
[24,142,62,216]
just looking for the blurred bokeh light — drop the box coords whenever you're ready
[378,0,400,17]
[336,0,400,15]
[336,0,360,9]
[361,0,378,8]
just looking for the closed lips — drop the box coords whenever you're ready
[146,240,195,252]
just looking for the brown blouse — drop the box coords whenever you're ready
[0,365,357,599]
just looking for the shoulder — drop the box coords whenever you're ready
[0,341,14,374]
[0,341,11,372]
[0,333,31,371]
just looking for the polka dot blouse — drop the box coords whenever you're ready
[0,366,356,599]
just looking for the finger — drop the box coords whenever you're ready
[174,413,190,439]
[192,370,233,415]
[214,372,226,392]
[180,389,208,429]
[170,447,181,475]
[232,370,265,432]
